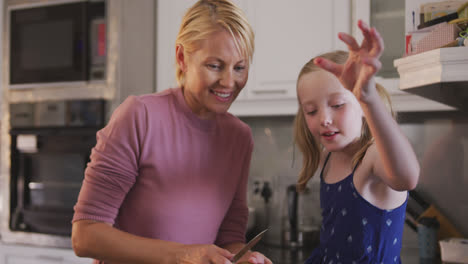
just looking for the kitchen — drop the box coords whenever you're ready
[0,0,467,263]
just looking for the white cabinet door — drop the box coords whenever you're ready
[231,0,351,116]
[245,0,350,99]
[156,0,351,116]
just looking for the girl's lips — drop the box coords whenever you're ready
[321,131,339,140]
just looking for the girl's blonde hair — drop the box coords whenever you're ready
[175,0,255,86]
[294,50,396,191]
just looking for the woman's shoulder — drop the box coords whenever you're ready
[135,88,179,107]
[216,114,253,149]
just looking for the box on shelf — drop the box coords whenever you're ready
[411,22,461,54]
[439,238,468,263]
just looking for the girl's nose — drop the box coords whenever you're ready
[320,111,332,127]
[220,70,235,88]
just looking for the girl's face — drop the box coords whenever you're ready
[177,29,249,119]
[297,70,363,153]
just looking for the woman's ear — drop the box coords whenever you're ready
[176,44,187,72]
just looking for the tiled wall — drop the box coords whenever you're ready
[241,111,468,262]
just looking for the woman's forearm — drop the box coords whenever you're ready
[72,220,181,264]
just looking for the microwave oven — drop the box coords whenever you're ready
[9,0,106,87]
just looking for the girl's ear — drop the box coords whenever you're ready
[176,44,187,72]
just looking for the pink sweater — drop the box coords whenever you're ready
[73,88,253,248]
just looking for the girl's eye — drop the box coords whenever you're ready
[306,110,317,115]
[332,103,344,109]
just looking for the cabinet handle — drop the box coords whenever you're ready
[252,89,287,94]
[37,255,64,262]
[253,80,293,94]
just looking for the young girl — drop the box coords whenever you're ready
[294,21,420,264]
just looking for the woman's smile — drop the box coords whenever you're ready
[210,89,234,102]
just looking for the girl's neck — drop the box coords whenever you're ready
[329,138,361,162]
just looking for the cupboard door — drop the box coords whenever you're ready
[245,0,350,100]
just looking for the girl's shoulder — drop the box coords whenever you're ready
[319,149,329,168]
[356,143,378,177]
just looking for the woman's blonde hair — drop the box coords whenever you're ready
[175,0,255,86]
[294,50,396,191]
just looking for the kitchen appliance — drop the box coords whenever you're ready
[9,0,106,87]
[9,100,104,236]
[282,184,320,249]
[417,217,440,262]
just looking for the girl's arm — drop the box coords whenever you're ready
[315,20,420,191]
[352,24,420,191]
[360,91,420,191]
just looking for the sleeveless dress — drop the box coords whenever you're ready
[305,153,408,264]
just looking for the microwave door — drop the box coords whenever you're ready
[9,2,88,85]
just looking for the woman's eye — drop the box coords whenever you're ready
[207,64,221,70]
[306,110,317,115]
[235,65,246,71]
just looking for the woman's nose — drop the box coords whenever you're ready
[219,70,235,88]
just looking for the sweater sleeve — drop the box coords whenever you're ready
[73,96,148,224]
[215,127,253,246]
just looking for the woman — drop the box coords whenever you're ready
[71,1,271,263]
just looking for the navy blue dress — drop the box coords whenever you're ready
[305,153,408,264]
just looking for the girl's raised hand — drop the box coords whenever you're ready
[314,20,384,103]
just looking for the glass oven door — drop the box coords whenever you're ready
[10,128,98,236]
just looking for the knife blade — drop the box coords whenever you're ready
[231,229,268,263]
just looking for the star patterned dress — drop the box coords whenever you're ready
[305,153,408,264]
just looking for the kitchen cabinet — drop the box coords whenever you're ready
[157,0,453,115]
[0,243,92,264]
[156,0,351,116]
[353,0,455,111]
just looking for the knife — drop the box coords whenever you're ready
[231,229,268,263]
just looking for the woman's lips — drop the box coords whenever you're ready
[211,90,233,102]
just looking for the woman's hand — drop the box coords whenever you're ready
[175,244,234,264]
[237,251,273,264]
[314,20,384,103]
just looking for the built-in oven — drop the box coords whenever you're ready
[9,99,104,236]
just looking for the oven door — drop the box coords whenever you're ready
[10,129,97,236]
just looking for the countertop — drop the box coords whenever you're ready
[251,242,314,264]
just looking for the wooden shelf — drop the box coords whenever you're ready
[393,47,468,111]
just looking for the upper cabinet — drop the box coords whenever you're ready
[353,0,454,111]
[156,0,351,116]
[157,0,454,116]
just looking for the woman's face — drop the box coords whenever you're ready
[177,30,249,119]
[297,70,363,153]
